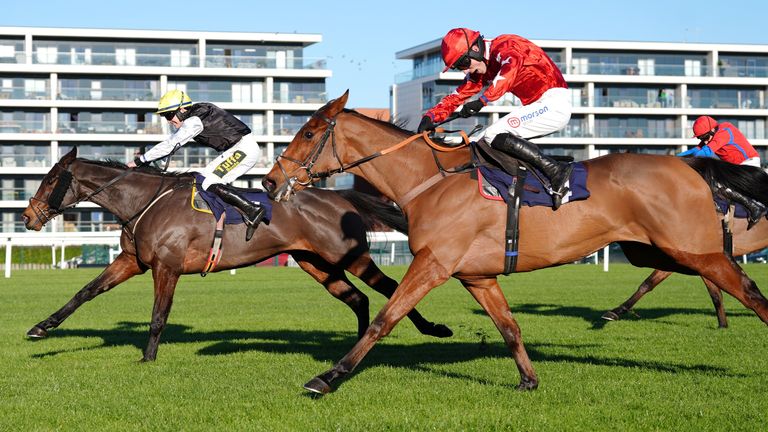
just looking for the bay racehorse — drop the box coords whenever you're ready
[22,147,451,362]
[604,194,768,328]
[262,91,768,394]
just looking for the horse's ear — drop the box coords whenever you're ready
[326,90,350,117]
[60,146,77,166]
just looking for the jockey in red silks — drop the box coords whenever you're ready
[680,116,761,166]
[417,28,573,209]
[679,115,766,228]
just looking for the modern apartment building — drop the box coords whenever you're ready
[393,38,768,162]
[0,26,330,233]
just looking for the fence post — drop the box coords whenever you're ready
[603,245,610,272]
[5,239,12,278]
[390,243,396,265]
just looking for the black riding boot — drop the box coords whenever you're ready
[490,133,573,210]
[208,183,266,241]
[716,183,767,230]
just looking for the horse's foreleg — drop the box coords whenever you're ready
[702,278,728,328]
[142,264,180,362]
[461,277,538,390]
[303,248,451,395]
[343,254,452,338]
[292,252,370,339]
[695,255,768,325]
[602,270,672,321]
[27,252,145,338]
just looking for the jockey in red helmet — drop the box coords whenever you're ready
[683,116,761,167]
[680,115,765,228]
[418,28,573,209]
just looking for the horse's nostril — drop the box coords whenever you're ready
[262,178,275,192]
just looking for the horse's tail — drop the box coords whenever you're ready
[335,189,408,234]
[682,157,768,205]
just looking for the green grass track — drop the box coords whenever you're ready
[1,264,767,431]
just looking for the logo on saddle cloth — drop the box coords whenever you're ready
[212,150,246,178]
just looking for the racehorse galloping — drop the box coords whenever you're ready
[22,147,451,362]
[262,91,768,394]
[604,168,768,327]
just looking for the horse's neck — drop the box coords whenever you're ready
[77,165,182,220]
[348,128,469,206]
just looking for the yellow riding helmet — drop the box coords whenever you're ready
[156,89,192,114]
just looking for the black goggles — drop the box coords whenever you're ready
[451,53,472,71]
[696,131,714,141]
[160,110,178,121]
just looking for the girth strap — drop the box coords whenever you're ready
[504,164,527,274]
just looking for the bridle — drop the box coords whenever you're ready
[271,110,473,199]
[28,162,171,230]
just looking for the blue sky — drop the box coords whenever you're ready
[3,0,767,107]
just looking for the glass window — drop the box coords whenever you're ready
[687,86,763,109]
[595,85,675,108]
[273,80,326,103]
[58,77,159,101]
[719,54,768,78]
[595,116,678,138]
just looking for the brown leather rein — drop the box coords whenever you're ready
[273,112,472,193]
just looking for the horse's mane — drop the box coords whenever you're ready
[682,157,768,206]
[345,109,414,135]
[77,158,194,178]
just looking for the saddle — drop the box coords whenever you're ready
[468,143,588,274]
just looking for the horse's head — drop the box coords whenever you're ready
[22,147,80,230]
[263,90,350,201]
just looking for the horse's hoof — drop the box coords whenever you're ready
[26,326,48,339]
[516,378,539,391]
[426,324,453,338]
[304,377,332,395]
[601,311,620,321]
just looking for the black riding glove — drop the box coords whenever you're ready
[417,116,435,133]
[459,99,485,118]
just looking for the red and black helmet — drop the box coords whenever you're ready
[692,115,718,139]
[441,28,485,72]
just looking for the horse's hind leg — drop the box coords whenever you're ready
[343,253,452,338]
[693,255,768,325]
[602,270,672,321]
[27,252,146,339]
[292,252,371,339]
[702,277,728,328]
[142,264,180,362]
[461,277,538,390]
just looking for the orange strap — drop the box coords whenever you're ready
[378,128,470,156]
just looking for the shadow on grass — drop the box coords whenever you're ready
[502,303,754,329]
[29,320,742,390]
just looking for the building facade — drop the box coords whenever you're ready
[393,38,768,163]
[0,26,330,233]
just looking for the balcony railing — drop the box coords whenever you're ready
[56,121,162,134]
[595,126,679,139]
[271,90,327,104]
[206,55,326,70]
[0,187,38,201]
[0,119,50,133]
[595,95,675,108]
[0,152,50,167]
[0,86,50,100]
[57,87,157,101]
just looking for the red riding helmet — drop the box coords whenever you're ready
[692,116,718,138]
[441,28,483,72]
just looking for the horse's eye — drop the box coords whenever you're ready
[304,131,314,139]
